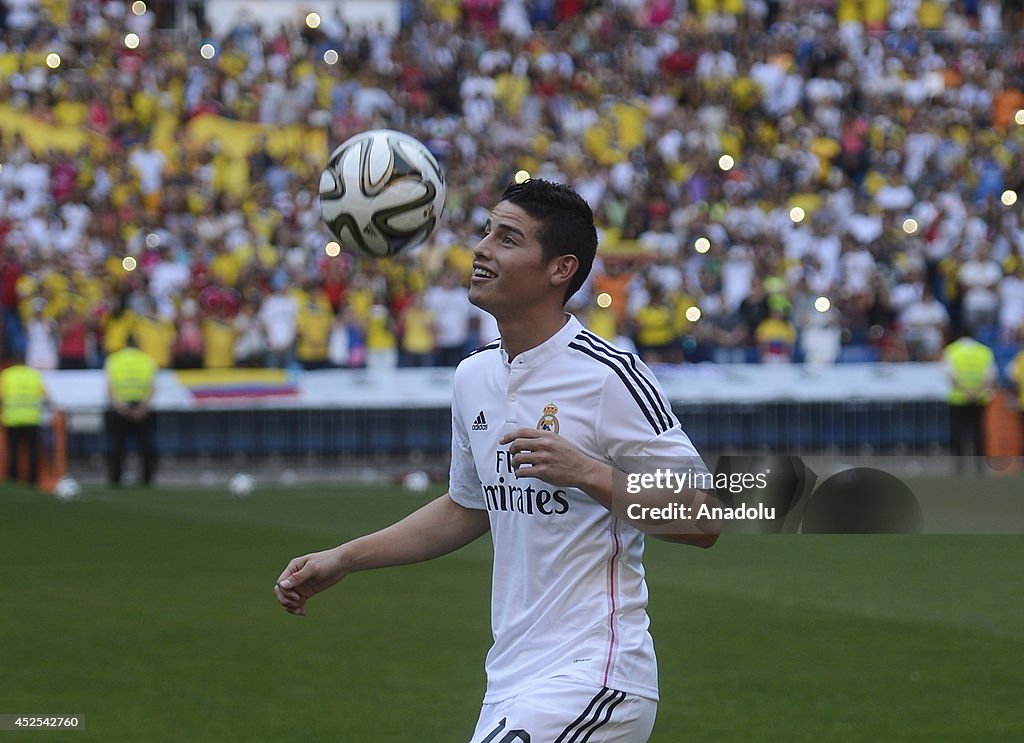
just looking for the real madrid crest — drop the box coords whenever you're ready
[537,402,559,433]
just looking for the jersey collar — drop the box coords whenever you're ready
[500,314,583,370]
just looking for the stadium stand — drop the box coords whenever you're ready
[2,0,1023,474]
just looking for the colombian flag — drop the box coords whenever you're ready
[175,369,298,402]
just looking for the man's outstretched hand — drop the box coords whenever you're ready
[274,548,347,617]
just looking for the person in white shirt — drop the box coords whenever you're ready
[24,301,58,371]
[424,267,473,366]
[3,0,38,30]
[128,144,167,197]
[275,179,720,742]
[259,284,298,368]
[958,242,1002,333]
[900,285,950,361]
[997,263,1024,340]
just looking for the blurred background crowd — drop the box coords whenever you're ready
[1,0,1023,378]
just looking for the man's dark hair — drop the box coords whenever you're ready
[499,178,597,304]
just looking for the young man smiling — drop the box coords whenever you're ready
[275,179,719,741]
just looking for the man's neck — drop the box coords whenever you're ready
[499,312,569,362]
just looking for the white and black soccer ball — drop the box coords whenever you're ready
[319,129,446,257]
[228,473,255,498]
[54,476,81,502]
[402,470,431,495]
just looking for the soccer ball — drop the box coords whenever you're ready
[228,473,255,498]
[402,470,431,495]
[319,129,446,257]
[54,476,81,502]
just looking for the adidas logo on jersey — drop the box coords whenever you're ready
[472,411,488,431]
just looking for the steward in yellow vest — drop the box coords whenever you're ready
[1010,347,1024,457]
[1,352,51,486]
[943,332,996,467]
[104,337,158,486]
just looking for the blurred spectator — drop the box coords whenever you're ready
[739,279,771,344]
[470,303,500,349]
[399,293,436,367]
[365,303,399,371]
[958,243,1003,334]
[128,142,168,213]
[202,302,237,370]
[899,285,951,362]
[633,284,680,364]
[100,294,136,360]
[1,245,25,358]
[425,268,471,366]
[3,0,38,33]
[172,299,205,369]
[578,298,618,344]
[57,307,91,370]
[756,306,797,363]
[295,291,333,370]
[799,305,842,367]
[997,264,1024,342]
[702,296,749,363]
[149,246,190,320]
[260,283,298,369]
[24,299,57,370]
[329,304,367,368]
[134,301,176,370]
[233,300,267,368]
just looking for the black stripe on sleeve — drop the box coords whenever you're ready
[468,340,501,356]
[578,330,677,430]
[569,342,664,435]
[578,691,627,743]
[554,688,610,743]
[573,333,675,433]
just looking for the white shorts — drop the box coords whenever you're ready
[468,677,657,743]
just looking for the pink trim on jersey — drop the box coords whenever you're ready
[603,520,622,686]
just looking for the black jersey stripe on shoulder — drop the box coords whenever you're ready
[568,342,664,435]
[575,331,676,431]
[577,330,677,429]
[467,340,501,356]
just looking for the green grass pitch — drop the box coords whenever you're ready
[2,479,1022,742]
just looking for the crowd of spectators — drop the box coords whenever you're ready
[1,0,1024,380]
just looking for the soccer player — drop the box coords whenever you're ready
[275,179,720,741]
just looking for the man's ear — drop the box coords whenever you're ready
[549,254,579,290]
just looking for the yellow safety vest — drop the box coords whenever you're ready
[106,348,157,403]
[1010,351,1024,410]
[0,365,45,427]
[945,339,995,405]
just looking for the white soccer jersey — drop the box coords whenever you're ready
[449,315,705,704]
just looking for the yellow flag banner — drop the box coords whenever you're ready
[185,113,327,161]
[0,105,325,163]
[0,104,106,154]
